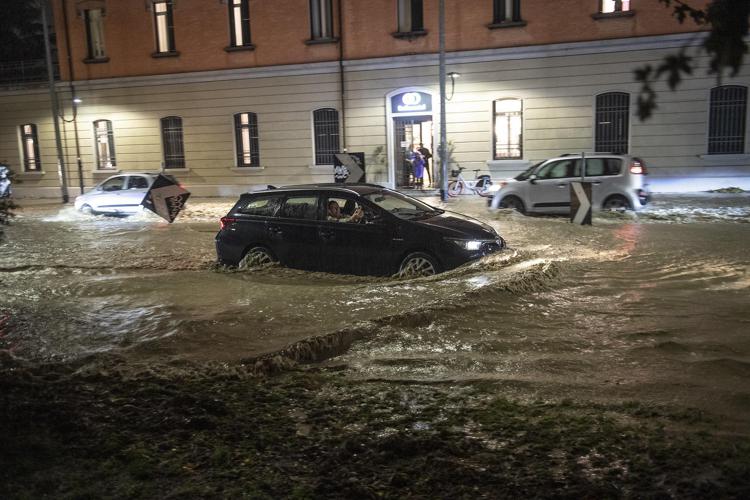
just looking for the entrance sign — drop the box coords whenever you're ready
[391,91,432,115]
[334,152,366,183]
[570,181,592,225]
[141,174,191,223]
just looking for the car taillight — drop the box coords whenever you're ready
[630,159,647,175]
[220,217,237,230]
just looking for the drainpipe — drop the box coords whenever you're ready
[42,0,69,203]
[338,0,347,150]
[61,0,85,194]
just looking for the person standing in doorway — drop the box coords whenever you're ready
[410,146,425,188]
[418,143,432,186]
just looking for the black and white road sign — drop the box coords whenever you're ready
[570,181,592,225]
[141,174,191,223]
[333,152,366,183]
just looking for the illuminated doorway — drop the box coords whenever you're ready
[393,116,434,189]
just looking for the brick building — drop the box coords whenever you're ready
[1,0,748,198]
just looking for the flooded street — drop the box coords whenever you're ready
[1,193,749,431]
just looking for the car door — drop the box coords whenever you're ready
[319,193,394,275]
[90,175,127,212]
[269,193,323,271]
[529,159,580,213]
[120,175,151,213]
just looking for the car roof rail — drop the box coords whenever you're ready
[559,152,613,157]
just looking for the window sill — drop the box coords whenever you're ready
[304,37,339,45]
[392,30,428,40]
[224,44,255,52]
[83,57,110,64]
[17,171,45,178]
[151,50,180,58]
[698,153,750,163]
[231,166,264,173]
[93,169,120,174]
[163,167,189,172]
[487,21,527,29]
[591,10,635,20]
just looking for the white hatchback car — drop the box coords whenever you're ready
[489,153,651,214]
[74,172,173,215]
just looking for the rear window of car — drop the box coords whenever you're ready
[585,158,622,176]
[278,196,319,220]
[237,195,282,217]
[127,176,149,189]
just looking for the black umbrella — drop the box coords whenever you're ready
[140,174,191,223]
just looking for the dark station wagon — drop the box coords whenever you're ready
[216,184,506,277]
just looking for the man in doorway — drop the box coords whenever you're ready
[418,143,432,186]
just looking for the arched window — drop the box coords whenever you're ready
[595,92,630,154]
[93,119,116,169]
[234,112,260,167]
[493,99,522,159]
[708,85,747,154]
[160,116,185,168]
[19,124,41,172]
[313,108,340,165]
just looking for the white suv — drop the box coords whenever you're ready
[74,172,176,215]
[489,153,651,214]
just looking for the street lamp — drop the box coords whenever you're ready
[447,72,460,100]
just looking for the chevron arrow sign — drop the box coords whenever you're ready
[570,181,592,225]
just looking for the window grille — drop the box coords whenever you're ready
[493,99,523,159]
[160,116,185,168]
[234,112,260,167]
[229,0,252,47]
[94,120,116,169]
[313,108,340,165]
[595,92,629,154]
[20,124,41,171]
[309,0,333,39]
[708,86,747,154]
[493,0,522,23]
[398,0,424,32]
[153,0,175,53]
[84,9,106,59]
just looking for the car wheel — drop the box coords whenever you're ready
[499,196,526,214]
[603,195,631,211]
[81,204,96,215]
[398,252,441,278]
[448,181,463,197]
[239,246,276,269]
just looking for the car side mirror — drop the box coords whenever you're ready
[529,174,538,185]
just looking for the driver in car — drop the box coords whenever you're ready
[327,200,363,223]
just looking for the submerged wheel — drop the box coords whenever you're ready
[398,252,440,278]
[447,180,464,197]
[499,196,526,214]
[81,204,95,215]
[602,195,631,211]
[239,246,276,269]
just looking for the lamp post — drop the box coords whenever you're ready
[41,0,69,203]
[438,0,448,201]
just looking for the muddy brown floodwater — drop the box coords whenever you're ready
[1,193,749,433]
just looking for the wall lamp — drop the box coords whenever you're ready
[447,72,461,100]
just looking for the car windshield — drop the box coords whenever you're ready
[515,162,543,181]
[362,190,443,220]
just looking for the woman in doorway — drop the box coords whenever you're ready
[410,147,425,188]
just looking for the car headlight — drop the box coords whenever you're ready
[446,238,484,251]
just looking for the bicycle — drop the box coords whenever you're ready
[447,166,493,197]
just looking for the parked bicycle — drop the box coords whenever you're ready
[448,166,493,197]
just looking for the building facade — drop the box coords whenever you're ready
[1,0,749,198]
